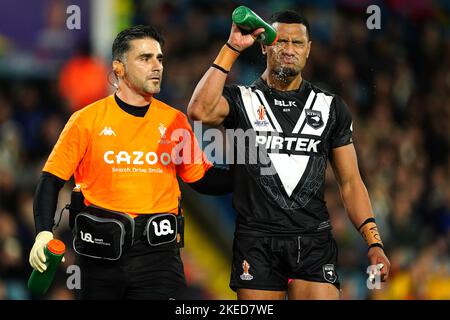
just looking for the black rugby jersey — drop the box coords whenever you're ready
[222,78,353,235]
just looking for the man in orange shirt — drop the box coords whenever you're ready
[29,25,231,299]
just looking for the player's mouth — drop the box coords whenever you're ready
[281,56,297,64]
[147,74,161,81]
[148,76,161,83]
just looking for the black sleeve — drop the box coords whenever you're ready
[222,85,241,129]
[330,95,353,148]
[187,165,233,195]
[33,171,66,233]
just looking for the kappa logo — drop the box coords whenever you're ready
[305,110,324,129]
[323,264,337,283]
[240,260,254,280]
[99,126,116,136]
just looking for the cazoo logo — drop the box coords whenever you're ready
[103,151,172,166]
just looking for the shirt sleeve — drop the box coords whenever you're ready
[33,172,66,233]
[43,110,90,180]
[222,84,241,129]
[330,95,353,148]
[174,112,213,183]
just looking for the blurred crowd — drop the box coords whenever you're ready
[0,0,449,299]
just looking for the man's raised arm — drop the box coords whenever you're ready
[187,24,264,126]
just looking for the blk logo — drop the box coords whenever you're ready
[274,99,297,107]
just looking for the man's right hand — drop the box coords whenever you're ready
[368,246,391,282]
[227,23,265,52]
[29,231,54,273]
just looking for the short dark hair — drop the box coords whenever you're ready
[112,25,165,61]
[268,10,311,39]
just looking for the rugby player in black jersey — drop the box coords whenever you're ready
[188,10,390,300]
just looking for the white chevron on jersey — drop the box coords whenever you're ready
[238,86,275,132]
[301,92,333,136]
[238,86,331,197]
[292,90,316,134]
[268,153,310,197]
[254,89,283,133]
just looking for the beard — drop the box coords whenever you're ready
[127,76,161,96]
[142,81,161,94]
[272,65,300,81]
[123,67,162,96]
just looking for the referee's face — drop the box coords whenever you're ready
[264,23,311,79]
[122,38,163,95]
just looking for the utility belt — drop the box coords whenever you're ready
[68,188,184,260]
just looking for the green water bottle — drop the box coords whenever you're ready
[232,6,278,46]
[28,239,66,295]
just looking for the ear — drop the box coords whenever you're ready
[306,40,312,59]
[112,60,124,78]
[261,43,267,55]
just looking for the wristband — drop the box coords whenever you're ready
[211,63,229,74]
[212,43,240,73]
[358,218,384,249]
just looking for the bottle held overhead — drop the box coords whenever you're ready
[232,6,278,46]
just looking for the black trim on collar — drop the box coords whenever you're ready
[114,94,150,117]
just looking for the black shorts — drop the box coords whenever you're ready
[230,231,340,291]
[75,216,186,300]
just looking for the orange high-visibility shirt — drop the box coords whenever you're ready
[43,95,212,214]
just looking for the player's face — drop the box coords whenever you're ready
[263,23,311,79]
[123,38,163,95]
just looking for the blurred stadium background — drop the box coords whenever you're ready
[0,0,449,300]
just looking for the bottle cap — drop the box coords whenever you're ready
[47,239,66,255]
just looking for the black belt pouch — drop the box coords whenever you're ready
[73,205,135,260]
